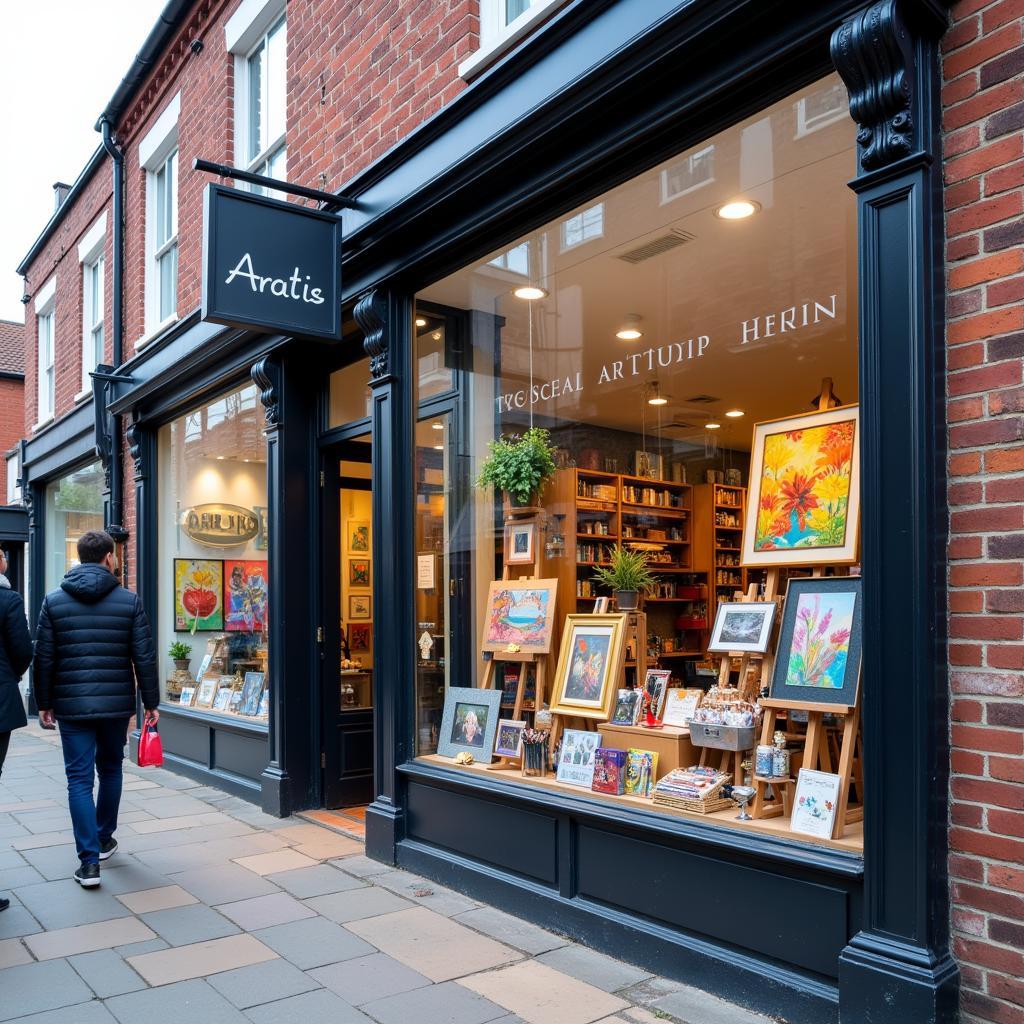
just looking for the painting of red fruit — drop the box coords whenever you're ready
[174,560,224,631]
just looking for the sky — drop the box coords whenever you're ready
[0,0,168,324]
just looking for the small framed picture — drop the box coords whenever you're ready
[239,672,266,716]
[662,687,703,727]
[195,653,213,682]
[494,719,526,758]
[348,559,371,588]
[178,687,196,706]
[214,686,234,711]
[707,601,777,654]
[556,728,602,788]
[348,521,370,553]
[642,669,671,719]
[437,686,503,759]
[349,623,371,651]
[349,594,371,620]
[592,596,610,613]
[791,769,842,839]
[611,688,641,725]
[504,521,536,565]
[194,677,219,708]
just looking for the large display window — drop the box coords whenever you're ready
[157,383,270,723]
[43,462,105,592]
[413,74,863,852]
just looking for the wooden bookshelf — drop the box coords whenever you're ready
[693,483,759,626]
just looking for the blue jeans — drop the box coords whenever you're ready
[57,717,130,865]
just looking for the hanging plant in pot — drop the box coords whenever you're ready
[592,546,658,611]
[476,427,558,511]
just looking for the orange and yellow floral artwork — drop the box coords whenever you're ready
[754,419,855,553]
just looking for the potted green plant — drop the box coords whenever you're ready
[592,545,658,611]
[476,427,558,509]
[168,640,192,673]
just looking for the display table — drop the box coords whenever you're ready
[598,723,698,777]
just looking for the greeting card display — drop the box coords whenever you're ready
[556,729,602,788]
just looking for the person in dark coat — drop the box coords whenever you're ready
[0,547,32,912]
[34,531,159,889]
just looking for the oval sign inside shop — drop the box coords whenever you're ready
[182,504,259,546]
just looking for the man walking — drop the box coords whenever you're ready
[0,547,32,912]
[34,531,159,888]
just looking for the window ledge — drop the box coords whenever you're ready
[459,0,572,81]
[74,389,91,404]
[31,415,54,433]
[134,314,179,352]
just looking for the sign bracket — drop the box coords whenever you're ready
[193,158,358,213]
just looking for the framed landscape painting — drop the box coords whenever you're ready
[549,614,627,721]
[741,405,860,568]
[481,579,559,654]
[770,576,863,708]
[707,601,777,654]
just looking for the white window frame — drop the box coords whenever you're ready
[140,94,180,342]
[560,203,604,251]
[794,82,849,138]
[459,0,572,80]
[34,276,56,429]
[660,145,716,204]
[78,213,107,399]
[228,0,286,195]
[6,449,20,505]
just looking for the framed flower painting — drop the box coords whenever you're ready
[741,405,860,567]
[770,576,863,708]
[549,614,627,721]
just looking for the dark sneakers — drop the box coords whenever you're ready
[0,897,9,912]
[99,838,118,861]
[74,863,101,888]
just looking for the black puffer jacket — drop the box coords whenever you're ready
[0,580,31,732]
[34,564,160,719]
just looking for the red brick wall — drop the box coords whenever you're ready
[942,2,1024,1022]
[0,377,24,500]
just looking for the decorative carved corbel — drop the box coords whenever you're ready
[354,289,389,381]
[830,0,916,171]
[251,356,281,428]
[126,421,144,480]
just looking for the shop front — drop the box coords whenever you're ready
[96,2,954,1021]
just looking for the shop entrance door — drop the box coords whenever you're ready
[320,434,374,809]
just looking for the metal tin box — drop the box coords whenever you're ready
[688,723,755,751]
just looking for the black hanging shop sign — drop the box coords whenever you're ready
[201,183,342,341]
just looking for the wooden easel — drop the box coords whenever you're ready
[481,511,550,770]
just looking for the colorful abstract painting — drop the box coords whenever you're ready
[224,560,268,633]
[481,579,558,654]
[174,559,224,632]
[784,591,856,689]
[742,407,860,567]
[549,613,626,721]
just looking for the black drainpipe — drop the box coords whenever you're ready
[99,118,128,560]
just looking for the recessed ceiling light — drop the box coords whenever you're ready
[431,331,442,341]
[431,421,444,431]
[513,285,548,300]
[715,199,760,220]
[616,314,643,341]
[216,455,225,460]
[433,443,444,451]
[415,317,427,328]
[725,409,744,418]
[648,395,668,406]
[705,421,721,430]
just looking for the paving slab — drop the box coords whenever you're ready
[0,864,45,888]
[126,934,278,987]
[0,936,32,967]
[0,1001,119,1024]
[361,979,510,1024]
[206,957,321,1009]
[266,863,367,898]
[106,978,251,1023]
[117,884,199,914]
[217,891,317,930]
[0,903,42,939]
[536,944,654,993]
[649,985,778,1024]
[253,915,377,970]
[347,906,522,982]
[15,879,133,929]
[243,988,372,1024]
[457,960,630,1024]
[168,863,281,904]
[92,861,171,895]
[68,948,148,997]
[309,951,432,1006]
[305,885,411,924]
[233,849,319,875]
[329,854,391,878]
[25,916,157,960]
[18,843,86,881]
[0,958,96,1021]
[454,907,569,955]
[140,904,240,945]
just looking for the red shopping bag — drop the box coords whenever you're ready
[138,723,164,768]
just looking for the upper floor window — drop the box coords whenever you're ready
[229,3,286,194]
[78,212,107,394]
[795,80,849,137]
[6,449,20,505]
[139,93,180,338]
[461,0,569,79]
[561,204,604,250]
[34,275,56,425]
[661,146,715,203]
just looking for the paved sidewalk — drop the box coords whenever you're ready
[0,725,777,1024]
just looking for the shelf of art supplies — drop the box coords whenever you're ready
[418,753,863,853]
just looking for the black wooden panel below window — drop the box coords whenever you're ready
[159,714,210,766]
[406,780,558,885]
[576,824,849,978]
[214,728,269,783]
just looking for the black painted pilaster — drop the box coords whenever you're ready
[252,354,317,817]
[831,4,957,1022]
[126,419,155,750]
[355,288,415,863]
